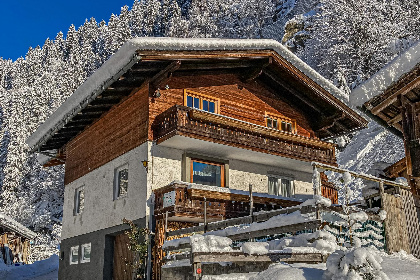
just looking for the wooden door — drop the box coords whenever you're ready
[113,233,134,280]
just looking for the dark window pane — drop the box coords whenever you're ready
[187,95,193,107]
[281,121,287,131]
[193,97,200,109]
[203,100,209,111]
[267,118,272,128]
[273,119,278,129]
[192,161,221,187]
[287,123,293,132]
[209,102,215,113]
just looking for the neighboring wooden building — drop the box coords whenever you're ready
[351,40,420,195]
[0,213,36,265]
[26,38,367,280]
[351,41,420,258]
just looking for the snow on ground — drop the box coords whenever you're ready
[200,251,420,280]
[0,255,58,280]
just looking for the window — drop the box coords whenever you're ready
[268,175,294,197]
[81,243,91,263]
[184,90,219,114]
[114,164,128,200]
[74,187,84,215]
[191,159,225,187]
[265,113,296,134]
[70,246,79,265]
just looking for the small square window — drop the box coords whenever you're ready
[74,187,84,215]
[81,243,91,263]
[70,246,79,265]
[114,164,129,200]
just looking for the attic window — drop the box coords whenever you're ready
[265,112,296,134]
[184,90,219,114]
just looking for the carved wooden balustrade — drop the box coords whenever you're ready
[153,105,337,166]
[153,181,301,222]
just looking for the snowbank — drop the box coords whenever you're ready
[241,242,269,255]
[209,210,315,237]
[269,230,339,254]
[190,235,233,253]
[0,254,58,280]
[300,195,332,207]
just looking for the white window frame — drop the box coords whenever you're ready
[80,243,91,263]
[114,164,129,200]
[70,245,79,265]
[267,174,295,198]
[74,186,85,215]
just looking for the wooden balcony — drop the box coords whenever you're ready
[153,181,301,222]
[153,105,336,166]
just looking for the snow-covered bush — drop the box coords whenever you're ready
[323,247,389,280]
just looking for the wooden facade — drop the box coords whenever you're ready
[38,49,366,184]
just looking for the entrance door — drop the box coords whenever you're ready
[113,233,134,280]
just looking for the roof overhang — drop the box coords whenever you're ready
[351,41,420,137]
[27,38,367,153]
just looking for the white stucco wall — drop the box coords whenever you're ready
[62,143,149,240]
[149,145,313,198]
[228,159,313,197]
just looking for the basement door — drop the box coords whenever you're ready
[113,233,134,280]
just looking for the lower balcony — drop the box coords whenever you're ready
[153,181,302,222]
[153,105,337,166]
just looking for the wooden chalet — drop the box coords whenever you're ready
[26,38,366,280]
[0,213,36,265]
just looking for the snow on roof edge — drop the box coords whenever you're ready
[350,40,420,108]
[0,213,37,239]
[27,37,349,151]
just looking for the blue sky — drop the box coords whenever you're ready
[0,1,133,60]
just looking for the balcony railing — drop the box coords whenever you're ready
[153,181,302,222]
[153,105,336,165]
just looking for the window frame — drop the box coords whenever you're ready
[69,245,79,265]
[190,158,225,188]
[113,164,129,200]
[74,186,85,215]
[267,174,295,198]
[80,243,91,263]
[265,112,296,134]
[184,89,220,114]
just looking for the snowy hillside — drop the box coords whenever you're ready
[0,0,418,262]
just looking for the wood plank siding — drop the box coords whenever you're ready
[149,74,314,140]
[64,86,149,184]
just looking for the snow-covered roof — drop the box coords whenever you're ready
[0,213,37,239]
[27,38,361,151]
[351,40,420,108]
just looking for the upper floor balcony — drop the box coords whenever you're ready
[153,105,337,166]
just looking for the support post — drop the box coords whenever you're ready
[379,181,385,209]
[204,197,207,233]
[249,184,254,223]
[164,211,168,241]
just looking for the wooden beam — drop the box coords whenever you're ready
[240,57,272,83]
[370,76,420,115]
[262,69,323,114]
[150,60,181,91]
[387,113,403,126]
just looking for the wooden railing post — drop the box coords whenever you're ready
[164,211,168,241]
[379,181,385,209]
[204,197,207,233]
[249,184,254,223]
